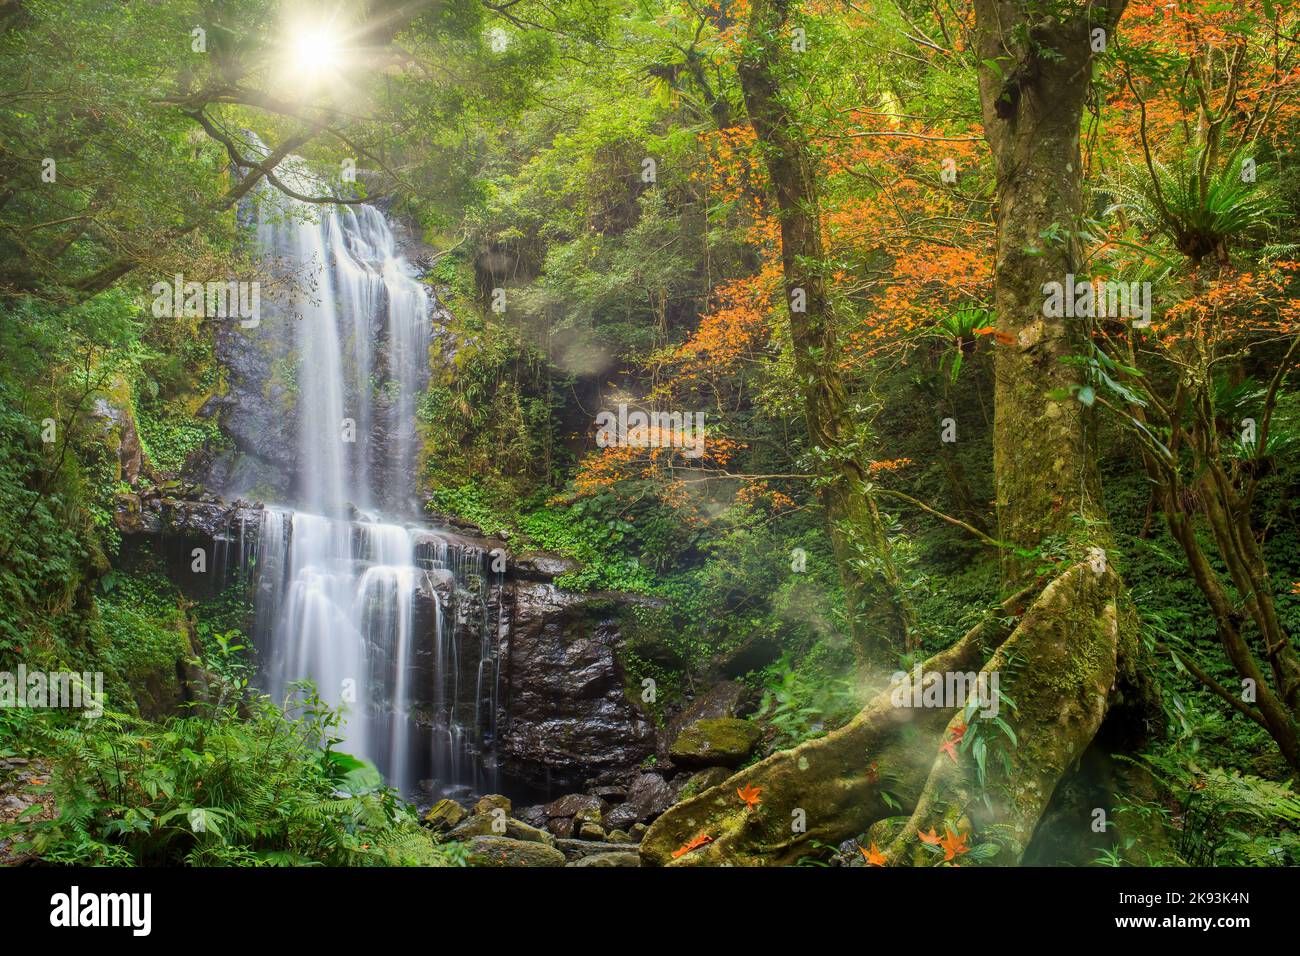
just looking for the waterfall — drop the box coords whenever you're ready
[240,149,500,799]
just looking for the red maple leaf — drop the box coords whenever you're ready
[974,326,1016,346]
[860,841,887,866]
[940,721,967,762]
[939,826,970,862]
[737,783,762,810]
[672,832,714,859]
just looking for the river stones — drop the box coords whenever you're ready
[605,771,674,830]
[423,798,467,831]
[569,851,641,867]
[466,836,567,867]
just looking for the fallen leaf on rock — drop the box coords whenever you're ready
[672,832,714,859]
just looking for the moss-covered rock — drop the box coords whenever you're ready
[466,836,567,867]
[504,818,556,846]
[577,821,606,841]
[474,794,511,816]
[447,814,498,841]
[669,718,761,768]
[676,766,733,800]
[423,798,467,831]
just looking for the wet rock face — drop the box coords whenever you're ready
[113,490,658,797]
[202,316,295,501]
[497,583,656,790]
[113,493,263,600]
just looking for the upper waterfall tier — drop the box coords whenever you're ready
[248,155,431,518]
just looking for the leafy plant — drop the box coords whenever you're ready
[3,688,463,867]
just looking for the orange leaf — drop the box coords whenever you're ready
[860,841,887,866]
[939,826,970,862]
[672,832,714,859]
[940,721,967,763]
[917,827,942,846]
[737,783,762,810]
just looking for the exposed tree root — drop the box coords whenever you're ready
[641,565,1158,866]
[639,583,1040,866]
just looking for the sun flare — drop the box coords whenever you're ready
[291,25,343,75]
[281,16,351,96]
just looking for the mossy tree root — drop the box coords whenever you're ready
[639,584,1040,866]
[881,562,1137,866]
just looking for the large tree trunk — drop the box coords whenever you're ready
[640,0,1160,867]
[737,0,911,662]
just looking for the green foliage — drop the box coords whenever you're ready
[94,571,190,703]
[134,397,226,476]
[755,651,860,749]
[516,497,659,592]
[0,383,92,654]
[418,318,556,499]
[1125,751,1300,867]
[1105,149,1282,262]
[3,690,463,867]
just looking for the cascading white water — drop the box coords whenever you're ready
[241,148,498,799]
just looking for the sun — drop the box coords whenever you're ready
[280,14,353,97]
[291,25,343,77]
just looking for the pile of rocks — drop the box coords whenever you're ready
[423,680,770,867]
[423,794,642,867]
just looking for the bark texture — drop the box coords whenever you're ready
[737,0,911,662]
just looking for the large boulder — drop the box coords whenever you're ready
[669,718,761,768]
[660,680,751,757]
[465,836,566,867]
[511,551,581,582]
[604,772,674,831]
[543,793,607,819]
